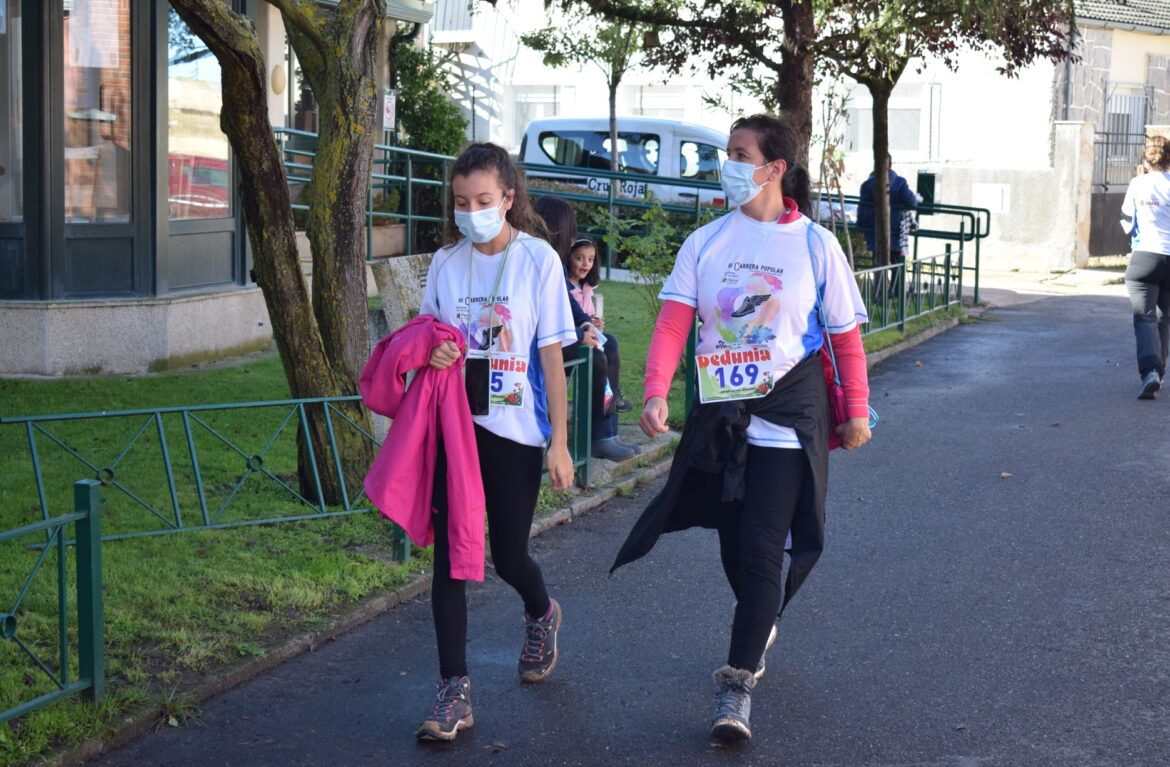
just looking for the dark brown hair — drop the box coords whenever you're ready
[445,142,550,245]
[1144,135,1170,172]
[532,195,577,262]
[568,235,601,287]
[729,113,811,217]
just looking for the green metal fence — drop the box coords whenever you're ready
[1,370,597,546]
[0,397,383,544]
[1,480,105,725]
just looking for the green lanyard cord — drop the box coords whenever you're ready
[465,224,515,354]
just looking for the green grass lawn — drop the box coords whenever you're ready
[0,356,429,766]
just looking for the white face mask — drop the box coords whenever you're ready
[720,159,773,208]
[454,198,507,243]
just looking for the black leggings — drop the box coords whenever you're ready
[717,446,812,671]
[431,426,550,679]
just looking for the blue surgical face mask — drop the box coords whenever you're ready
[721,159,772,208]
[454,199,507,244]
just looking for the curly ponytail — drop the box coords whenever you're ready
[1144,135,1170,172]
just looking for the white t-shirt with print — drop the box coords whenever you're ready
[420,232,578,448]
[659,209,868,448]
[1122,171,1170,255]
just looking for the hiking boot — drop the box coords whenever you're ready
[415,676,474,741]
[518,598,562,682]
[711,665,756,742]
[613,392,634,413]
[592,438,637,461]
[754,622,778,681]
[1139,370,1161,400]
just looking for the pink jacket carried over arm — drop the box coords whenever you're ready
[360,315,486,582]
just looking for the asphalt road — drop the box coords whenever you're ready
[89,293,1170,767]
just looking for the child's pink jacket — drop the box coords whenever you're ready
[360,315,486,581]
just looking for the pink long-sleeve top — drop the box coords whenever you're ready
[361,315,486,581]
[570,280,597,317]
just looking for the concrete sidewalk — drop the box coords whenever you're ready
[80,287,1170,766]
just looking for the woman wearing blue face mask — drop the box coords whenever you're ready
[411,142,578,741]
[613,114,873,744]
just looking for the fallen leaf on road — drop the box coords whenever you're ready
[1000,472,1013,478]
[954,724,967,731]
[485,743,508,752]
[915,360,924,366]
[167,716,179,727]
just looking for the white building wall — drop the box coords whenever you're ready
[824,48,1058,198]
[431,0,764,153]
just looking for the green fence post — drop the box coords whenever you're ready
[74,479,105,703]
[389,523,411,562]
[405,156,415,257]
[944,246,952,307]
[572,346,593,488]
[973,224,981,306]
[898,260,907,333]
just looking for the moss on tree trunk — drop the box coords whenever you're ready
[171,0,383,505]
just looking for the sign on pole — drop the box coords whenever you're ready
[382,89,397,133]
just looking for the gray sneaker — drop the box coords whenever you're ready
[415,676,474,741]
[711,665,757,742]
[518,598,562,682]
[591,438,637,461]
[1139,370,1161,400]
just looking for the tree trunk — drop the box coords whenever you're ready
[609,81,619,173]
[170,0,375,506]
[294,4,383,494]
[777,0,815,168]
[869,83,892,268]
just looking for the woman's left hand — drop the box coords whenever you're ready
[836,417,872,450]
[546,443,574,490]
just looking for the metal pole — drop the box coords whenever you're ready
[75,480,105,703]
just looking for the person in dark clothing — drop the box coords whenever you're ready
[534,196,641,461]
[856,159,919,265]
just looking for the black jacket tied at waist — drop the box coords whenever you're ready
[611,351,830,612]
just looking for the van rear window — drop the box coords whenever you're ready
[538,131,661,175]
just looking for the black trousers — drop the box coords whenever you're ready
[1125,250,1170,377]
[717,445,812,671]
[562,333,623,439]
[431,426,550,679]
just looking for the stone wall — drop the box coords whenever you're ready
[1053,27,1112,128]
[0,288,273,376]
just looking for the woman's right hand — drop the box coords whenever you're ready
[639,396,670,438]
[429,340,461,370]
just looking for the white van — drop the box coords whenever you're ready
[518,117,729,205]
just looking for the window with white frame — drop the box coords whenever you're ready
[843,81,934,157]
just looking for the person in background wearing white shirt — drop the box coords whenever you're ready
[414,143,577,741]
[1121,135,1170,400]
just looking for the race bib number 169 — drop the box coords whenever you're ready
[696,345,774,404]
